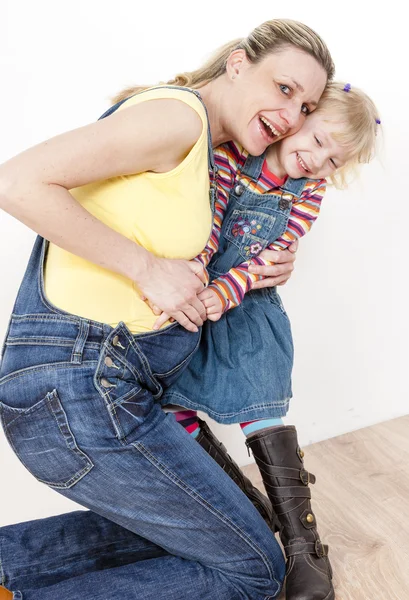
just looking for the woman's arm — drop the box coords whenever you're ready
[0,98,208,331]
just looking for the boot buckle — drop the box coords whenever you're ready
[300,468,310,485]
[315,540,328,558]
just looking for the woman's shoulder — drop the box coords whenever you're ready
[117,86,207,124]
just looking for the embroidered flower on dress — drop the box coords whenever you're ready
[250,243,263,255]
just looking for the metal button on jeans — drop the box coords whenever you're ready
[104,357,114,367]
[112,335,125,350]
[101,378,114,388]
[234,184,244,196]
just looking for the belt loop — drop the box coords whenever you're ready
[71,319,90,364]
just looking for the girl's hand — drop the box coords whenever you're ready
[139,256,207,332]
[197,287,224,322]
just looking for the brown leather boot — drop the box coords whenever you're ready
[0,586,13,600]
[246,425,334,600]
[196,418,279,530]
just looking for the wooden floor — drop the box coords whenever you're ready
[243,416,409,600]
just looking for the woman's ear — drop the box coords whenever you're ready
[226,49,248,80]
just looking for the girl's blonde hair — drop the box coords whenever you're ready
[316,82,381,188]
[112,19,335,104]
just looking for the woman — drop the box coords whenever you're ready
[0,19,332,600]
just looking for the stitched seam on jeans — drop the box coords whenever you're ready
[133,441,280,589]
[163,392,290,418]
[6,338,72,346]
[11,313,104,330]
[95,383,127,442]
[108,399,126,441]
[0,360,97,386]
[6,338,101,350]
[11,543,160,576]
[46,392,95,486]
[127,337,158,389]
[11,313,105,331]
[109,387,143,410]
[128,321,179,340]
[0,534,5,586]
[156,333,202,378]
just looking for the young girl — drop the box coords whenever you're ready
[158,81,380,600]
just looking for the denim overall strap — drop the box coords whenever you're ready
[8,235,104,367]
[280,176,309,198]
[239,152,312,200]
[239,151,267,181]
[98,86,217,211]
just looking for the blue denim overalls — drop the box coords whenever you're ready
[0,89,285,600]
[162,152,311,423]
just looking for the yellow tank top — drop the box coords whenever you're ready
[44,87,212,333]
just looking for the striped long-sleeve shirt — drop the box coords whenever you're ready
[194,141,326,312]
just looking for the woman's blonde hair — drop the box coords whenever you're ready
[316,82,381,188]
[112,19,335,104]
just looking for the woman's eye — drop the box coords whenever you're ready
[279,84,291,95]
[301,104,310,116]
[330,158,337,169]
[314,136,322,147]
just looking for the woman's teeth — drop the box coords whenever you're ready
[297,153,310,172]
[260,116,280,137]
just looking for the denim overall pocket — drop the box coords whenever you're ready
[0,389,94,489]
[224,209,278,260]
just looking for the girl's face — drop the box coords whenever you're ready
[272,110,350,179]
[225,47,327,156]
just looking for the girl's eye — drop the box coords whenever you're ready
[314,135,322,147]
[301,104,310,116]
[279,84,291,95]
[330,158,337,169]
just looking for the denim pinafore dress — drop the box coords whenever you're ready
[161,152,311,423]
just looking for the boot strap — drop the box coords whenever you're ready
[262,483,312,500]
[257,462,316,485]
[285,540,329,559]
[273,496,309,516]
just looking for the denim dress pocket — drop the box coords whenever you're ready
[0,389,94,489]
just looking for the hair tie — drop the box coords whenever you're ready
[376,118,381,125]
[343,83,351,92]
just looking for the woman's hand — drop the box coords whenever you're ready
[151,285,224,330]
[138,256,207,332]
[248,241,298,288]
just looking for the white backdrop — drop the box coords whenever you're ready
[1,0,407,525]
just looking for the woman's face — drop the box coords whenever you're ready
[273,110,350,179]
[226,47,327,156]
